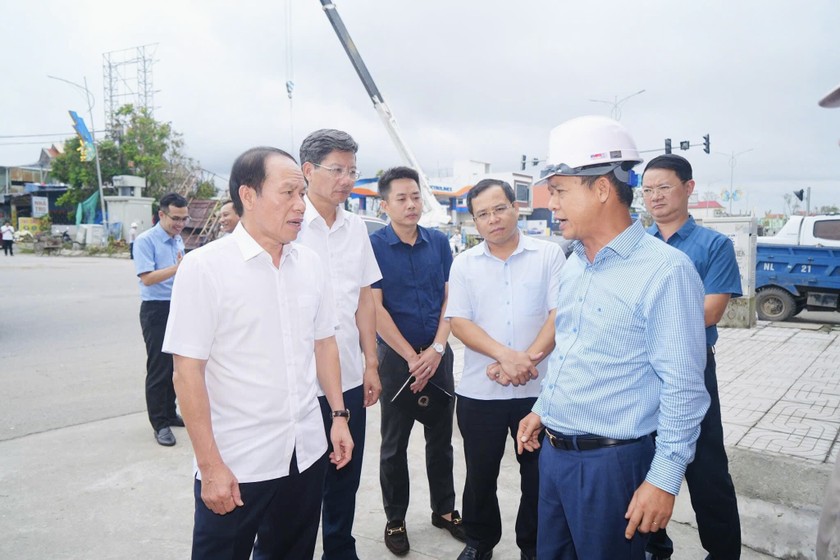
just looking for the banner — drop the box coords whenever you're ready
[68,110,96,162]
[31,196,49,218]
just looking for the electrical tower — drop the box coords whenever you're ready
[102,44,159,134]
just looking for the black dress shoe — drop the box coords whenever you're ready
[431,510,466,542]
[384,519,409,556]
[155,426,176,446]
[168,415,185,427]
[457,545,493,560]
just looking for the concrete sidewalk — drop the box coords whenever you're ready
[0,254,837,559]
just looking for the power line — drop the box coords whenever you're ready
[0,140,70,146]
[0,132,74,139]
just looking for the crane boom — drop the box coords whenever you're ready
[318,0,450,226]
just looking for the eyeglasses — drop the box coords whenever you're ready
[313,163,361,180]
[641,185,677,198]
[164,213,191,224]
[474,204,513,222]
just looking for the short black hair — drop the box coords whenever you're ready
[159,192,188,211]
[299,129,358,167]
[228,147,297,215]
[581,171,634,208]
[378,166,419,200]
[220,199,240,217]
[466,179,515,214]
[644,154,693,182]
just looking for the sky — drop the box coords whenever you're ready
[2,0,839,215]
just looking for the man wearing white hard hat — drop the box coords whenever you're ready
[516,116,709,558]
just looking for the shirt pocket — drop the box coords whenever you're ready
[519,282,549,316]
[294,295,321,347]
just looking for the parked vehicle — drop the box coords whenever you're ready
[360,215,387,235]
[756,215,840,321]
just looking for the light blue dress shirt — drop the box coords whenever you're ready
[446,234,565,400]
[133,223,185,301]
[533,220,710,495]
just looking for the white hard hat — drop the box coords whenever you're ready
[535,115,643,184]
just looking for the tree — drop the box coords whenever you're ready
[193,180,218,199]
[52,104,202,208]
[817,205,839,214]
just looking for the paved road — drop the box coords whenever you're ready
[1,254,835,559]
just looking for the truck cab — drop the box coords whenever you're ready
[758,215,840,247]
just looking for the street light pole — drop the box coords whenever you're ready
[589,89,646,120]
[48,75,107,236]
[718,148,754,215]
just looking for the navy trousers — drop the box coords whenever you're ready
[191,452,327,560]
[318,384,366,560]
[457,395,539,556]
[139,300,177,431]
[647,348,741,559]
[378,341,456,521]
[537,434,655,559]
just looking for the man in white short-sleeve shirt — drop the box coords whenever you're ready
[163,147,353,560]
[446,179,565,560]
[297,129,382,560]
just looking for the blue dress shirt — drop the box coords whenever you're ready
[648,216,742,346]
[533,221,710,495]
[370,224,452,348]
[133,223,185,301]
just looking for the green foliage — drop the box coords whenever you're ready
[52,104,202,206]
[39,215,53,232]
[193,180,218,199]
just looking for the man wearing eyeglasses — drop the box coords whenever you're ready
[133,192,189,447]
[297,129,382,560]
[370,166,464,556]
[643,154,742,560]
[446,179,565,560]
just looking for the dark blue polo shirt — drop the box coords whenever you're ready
[648,216,742,346]
[370,224,453,348]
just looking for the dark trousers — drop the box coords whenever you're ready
[647,348,742,559]
[192,452,327,560]
[318,384,366,560]
[3,239,13,256]
[538,434,655,559]
[378,341,456,521]
[457,395,539,556]
[139,300,177,431]
[129,242,134,260]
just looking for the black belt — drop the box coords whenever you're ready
[544,428,649,451]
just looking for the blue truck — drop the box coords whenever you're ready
[755,215,840,321]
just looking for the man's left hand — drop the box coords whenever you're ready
[408,346,443,392]
[624,480,675,538]
[363,364,382,407]
[329,418,354,470]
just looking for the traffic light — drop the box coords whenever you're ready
[794,189,805,201]
[680,140,690,151]
[665,138,672,154]
[703,134,711,154]
[521,154,526,171]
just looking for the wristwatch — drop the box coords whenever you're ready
[432,342,445,355]
[332,409,351,421]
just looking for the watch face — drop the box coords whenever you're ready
[433,343,444,354]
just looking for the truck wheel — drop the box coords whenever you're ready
[757,288,796,321]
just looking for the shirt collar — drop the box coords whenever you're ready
[152,222,180,243]
[648,215,696,240]
[303,195,347,231]
[572,220,646,261]
[231,222,298,262]
[479,232,537,258]
[384,223,428,246]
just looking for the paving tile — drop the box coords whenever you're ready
[720,397,776,426]
[722,422,749,446]
[736,428,833,462]
[754,412,840,441]
[789,377,840,397]
[781,387,840,416]
[719,380,789,402]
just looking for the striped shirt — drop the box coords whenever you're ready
[533,220,710,495]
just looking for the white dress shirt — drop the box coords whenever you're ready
[297,197,382,393]
[162,223,337,483]
[446,234,565,400]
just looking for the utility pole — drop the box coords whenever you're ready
[589,89,646,121]
[48,75,107,236]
